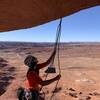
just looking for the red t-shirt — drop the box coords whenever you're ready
[24,62,48,91]
[25,71,42,91]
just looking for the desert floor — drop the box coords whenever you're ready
[0,43,100,100]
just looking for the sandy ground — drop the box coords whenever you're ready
[0,44,100,100]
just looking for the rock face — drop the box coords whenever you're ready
[0,0,100,32]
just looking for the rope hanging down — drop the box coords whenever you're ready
[49,18,62,100]
[41,18,62,100]
[48,18,62,72]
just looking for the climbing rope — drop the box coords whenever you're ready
[51,18,62,68]
[50,18,62,100]
[40,18,62,100]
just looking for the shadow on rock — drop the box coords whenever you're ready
[0,57,16,96]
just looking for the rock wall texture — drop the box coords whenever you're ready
[0,0,100,32]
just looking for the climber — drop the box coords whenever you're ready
[17,49,61,100]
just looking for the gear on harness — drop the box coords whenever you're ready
[45,66,56,73]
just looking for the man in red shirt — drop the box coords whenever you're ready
[18,50,61,100]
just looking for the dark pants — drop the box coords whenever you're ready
[31,90,39,100]
[17,87,39,100]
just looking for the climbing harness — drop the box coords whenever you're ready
[41,18,62,100]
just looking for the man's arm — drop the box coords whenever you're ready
[40,74,61,86]
[38,50,56,69]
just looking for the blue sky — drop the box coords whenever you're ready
[0,6,100,42]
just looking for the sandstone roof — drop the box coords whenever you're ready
[0,0,100,32]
